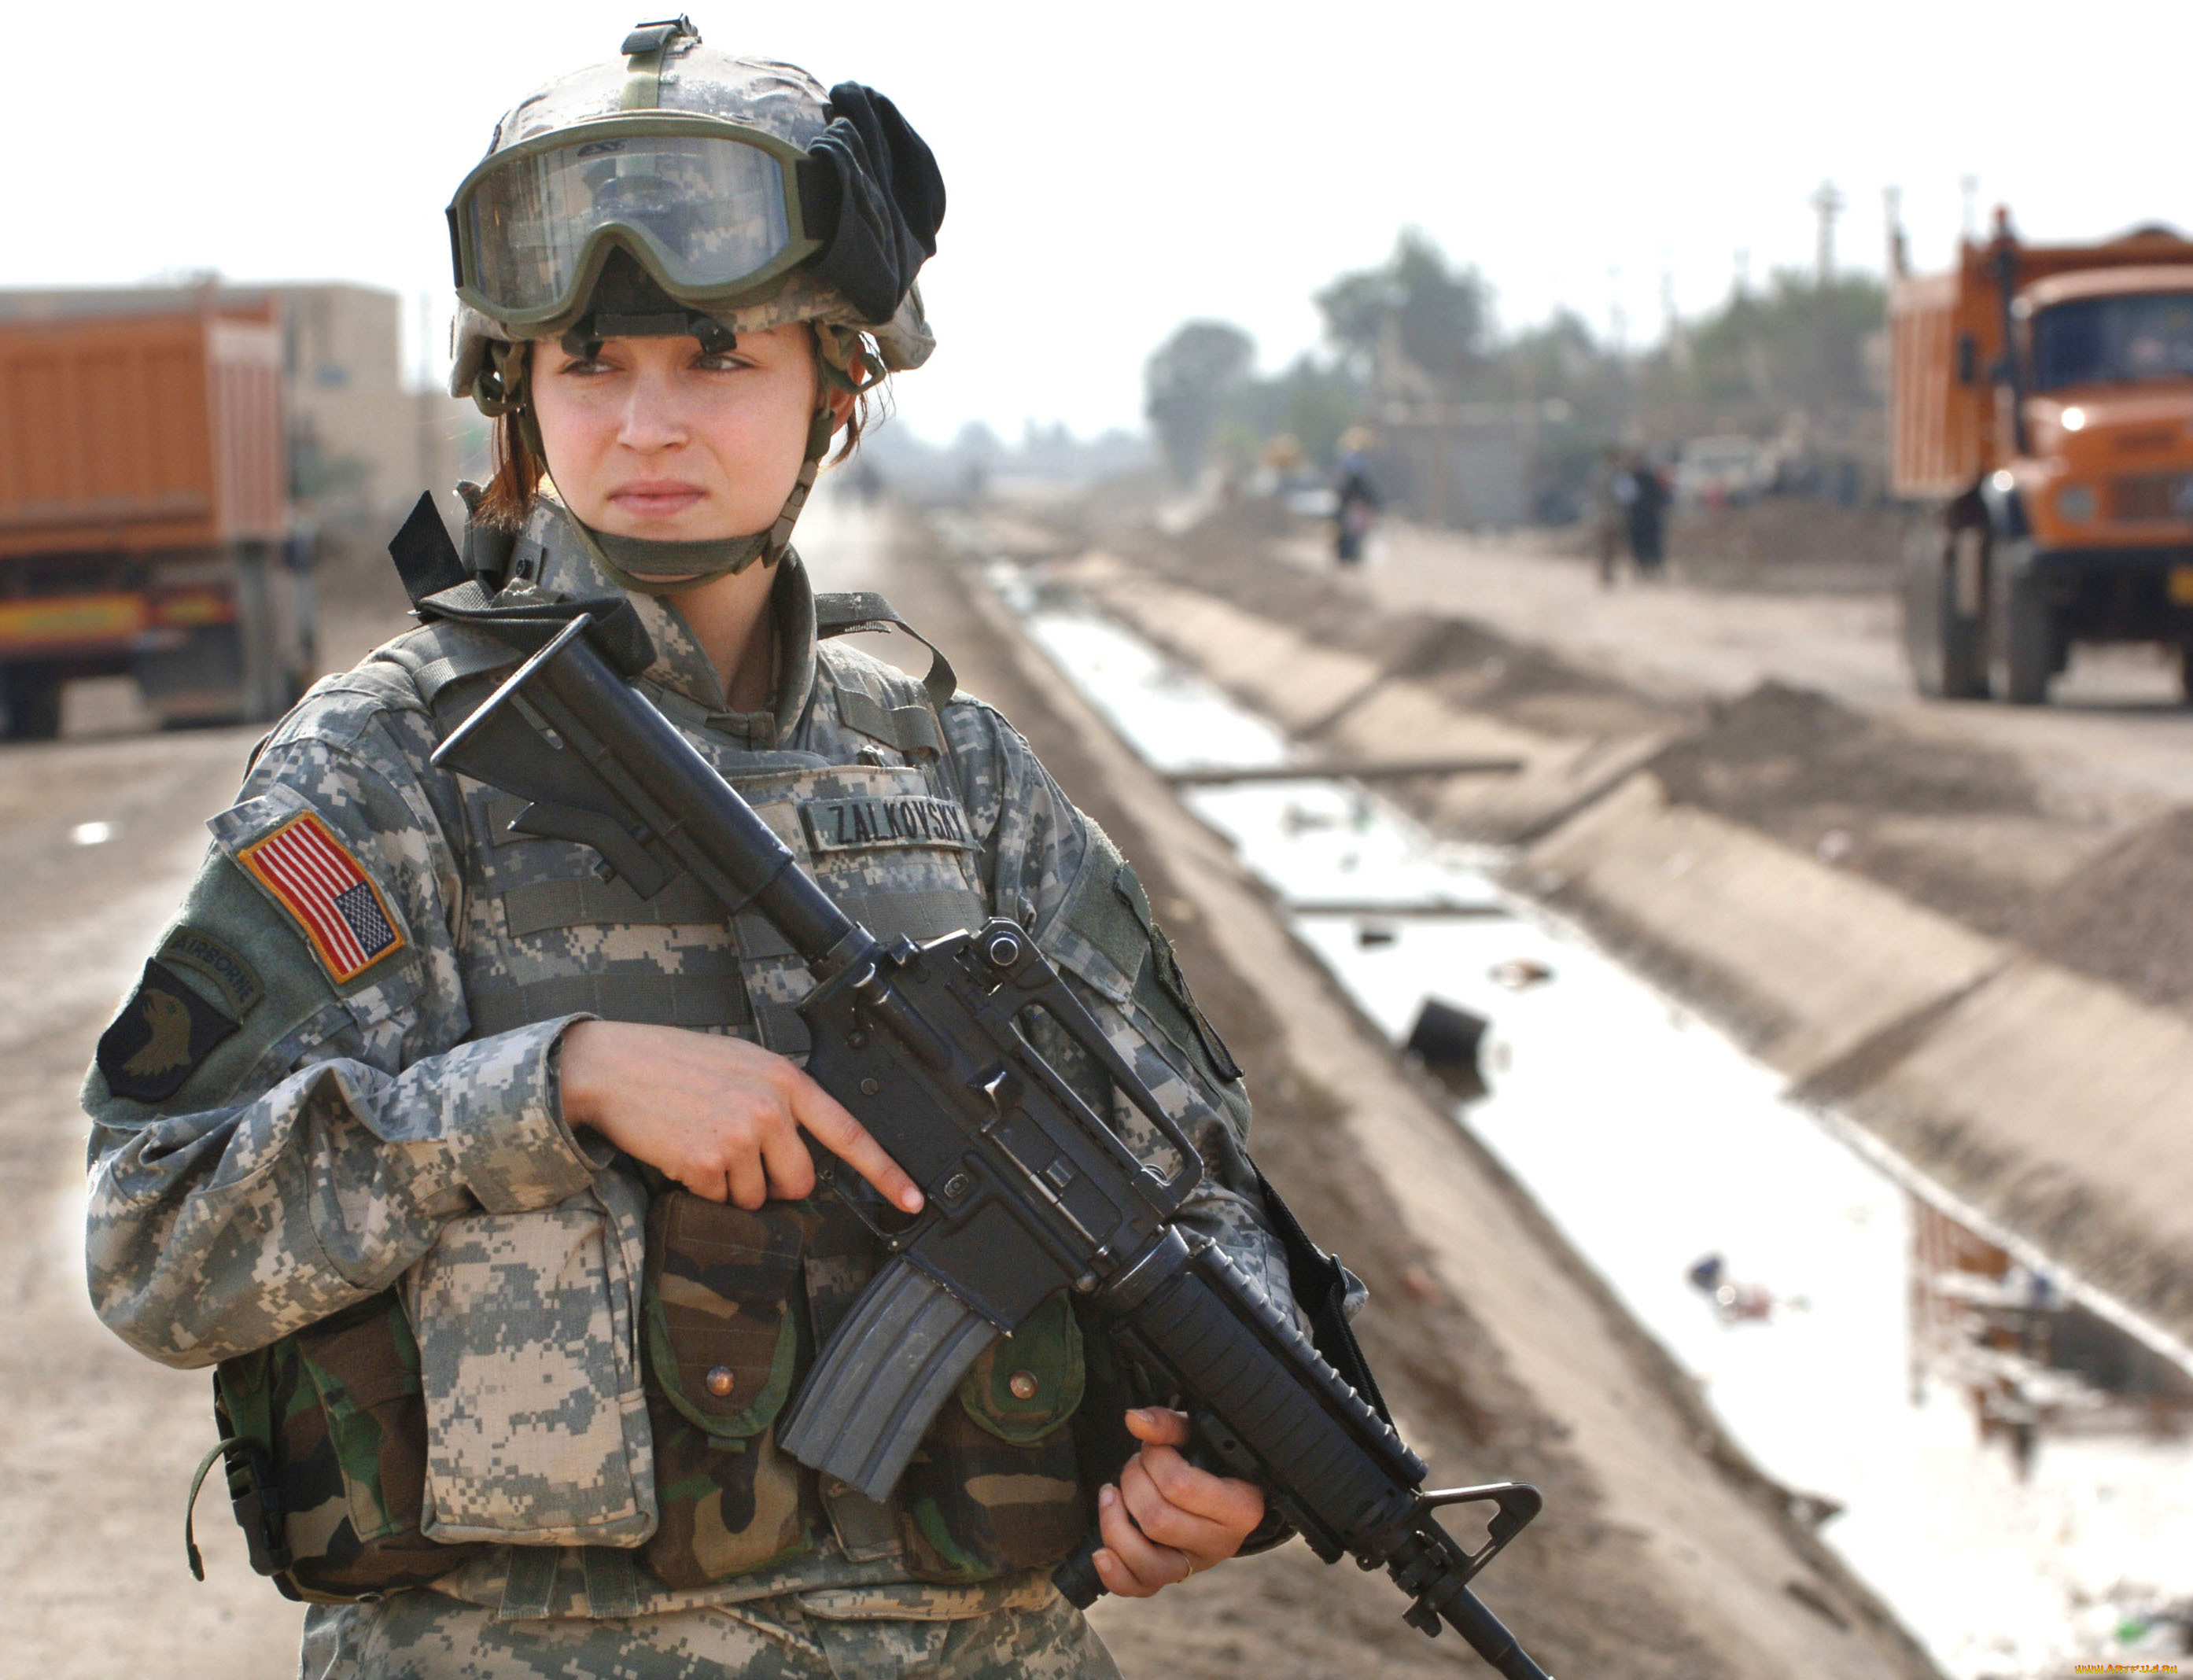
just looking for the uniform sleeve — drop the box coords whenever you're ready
[943,698,1300,1313]
[83,691,603,1369]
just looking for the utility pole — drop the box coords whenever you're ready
[1661,267,1690,373]
[1607,263,1632,440]
[1811,180,1845,286]
[415,292,438,512]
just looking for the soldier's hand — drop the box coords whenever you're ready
[1093,1406,1265,1597]
[558,1021,923,1213]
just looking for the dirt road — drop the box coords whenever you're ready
[0,535,418,1674]
[1,722,305,1673]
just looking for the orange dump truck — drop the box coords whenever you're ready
[0,303,311,739]
[1889,212,2193,703]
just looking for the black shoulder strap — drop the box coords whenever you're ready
[389,492,471,604]
[1252,1165,1395,1427]
[814,589,958,717]
[385,492,657,680]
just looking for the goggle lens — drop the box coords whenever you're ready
[463,131,791,317]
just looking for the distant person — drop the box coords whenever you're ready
[960,454,990,506]
[1591,445,1625,586]
[1333,426,1380,566]
[1620,451,1670,577]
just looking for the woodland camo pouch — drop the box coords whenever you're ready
[190,1290,491,1602]
[639,1192,821,1588]
[894,1292,1090,1583]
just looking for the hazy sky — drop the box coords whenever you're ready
[6,2,2184,444]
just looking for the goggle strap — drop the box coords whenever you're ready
[618,16,698,111]
[620,48,663,112]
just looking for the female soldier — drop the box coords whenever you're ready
[83,20,1287,1679]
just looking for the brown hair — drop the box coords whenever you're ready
[474,335,887,530]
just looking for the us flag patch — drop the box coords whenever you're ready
[238,812,406,982]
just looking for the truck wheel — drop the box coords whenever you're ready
[1901,524,1987,698]
[1988,543,2054,706]
[1,667,63,741]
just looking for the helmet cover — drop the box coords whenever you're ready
[448,22,942,403]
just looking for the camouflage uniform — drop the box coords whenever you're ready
[83,496,1284,1676]
[299,1575,1117,1680]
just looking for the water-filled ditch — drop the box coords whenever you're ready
[987,562,2191,1680]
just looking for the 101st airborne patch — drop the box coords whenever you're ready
[96,958,240,1102]
[236,812,407,984]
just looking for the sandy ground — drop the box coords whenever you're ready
[1364,520,2193,817]
[0,495,1937,1678]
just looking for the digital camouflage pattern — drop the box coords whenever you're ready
[300,1573,1120,1679]
[83,494,1292,1651]
[406,1200,654,1546]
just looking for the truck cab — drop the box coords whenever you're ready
[1891,218,2193,702]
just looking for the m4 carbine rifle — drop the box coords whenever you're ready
[433,614,1553,1680]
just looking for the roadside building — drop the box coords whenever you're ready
[1366,396,1552,530]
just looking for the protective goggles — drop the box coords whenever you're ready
[447,116,821,330]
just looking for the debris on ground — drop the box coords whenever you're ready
[1489,957,1555,990]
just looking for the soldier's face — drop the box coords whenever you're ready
[529,324,827,541]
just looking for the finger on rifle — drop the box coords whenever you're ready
[1120,1450,1250,1558]
[788,1071,923,1211]
[1093,1483,1189,1597]
[757,1121,820,1203]
[1123,1406,1192,1447]
[1133,1439,1265,1534]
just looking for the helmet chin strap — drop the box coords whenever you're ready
[505,325,880,595]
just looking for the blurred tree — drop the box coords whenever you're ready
[1224,353,1362,467]
[1144,320,1256,484]
[1684,271,1886,411]
[1317,230,1491,391]
[952,418,1004,459]
[1497,308,1605,402]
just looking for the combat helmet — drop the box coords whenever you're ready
[446,15,945,576]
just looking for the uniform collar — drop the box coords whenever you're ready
[524,495,818,745]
